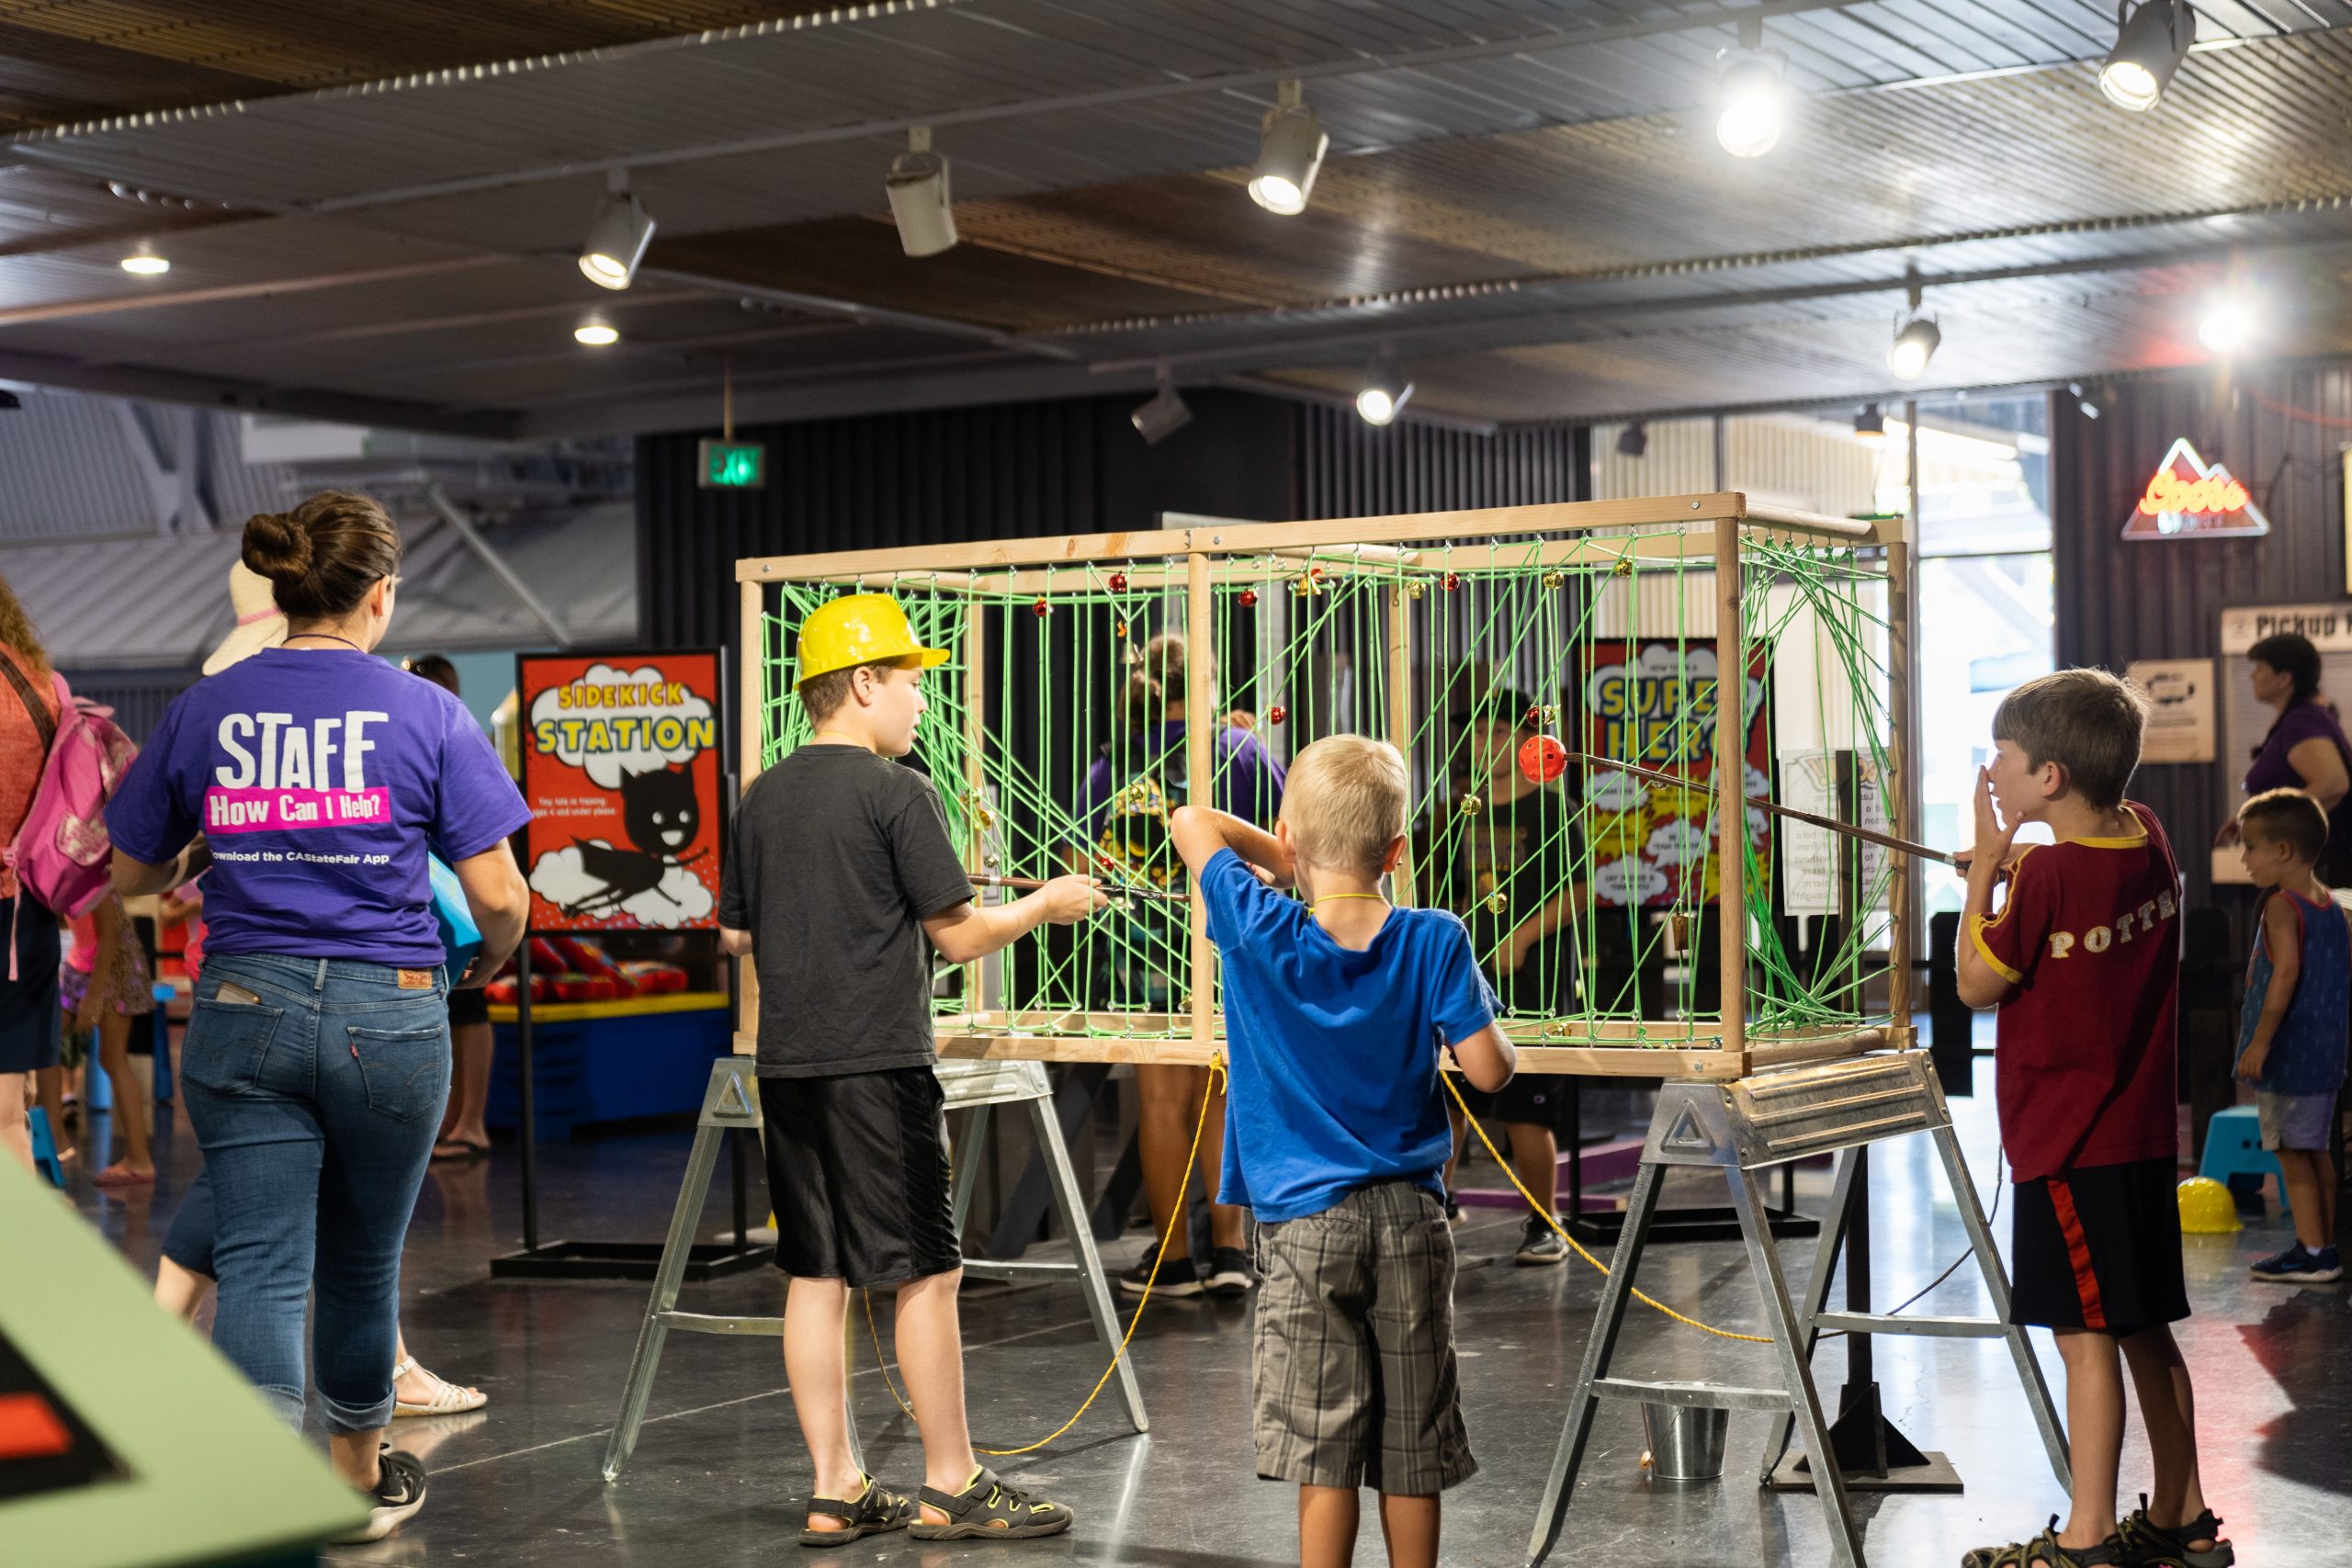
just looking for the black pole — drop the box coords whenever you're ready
[517,935,538,1256]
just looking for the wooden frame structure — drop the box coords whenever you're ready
[733,494,1915,1082]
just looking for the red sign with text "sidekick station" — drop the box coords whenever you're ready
[2121,437,2269,540]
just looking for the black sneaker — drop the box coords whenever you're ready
[332,1446,426,1543]
[1117,1240,1202,1298]
[1204,1246,1254,1296]
[1514,1216,1568,1266]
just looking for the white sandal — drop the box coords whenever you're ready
[391,1356,488,1417]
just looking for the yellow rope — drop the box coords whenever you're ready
[1440,1072,1771,1345]
[862,1058,1226,1455]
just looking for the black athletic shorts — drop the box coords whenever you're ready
[760,1066,961,1288]
[2010,1156,2188,1336]
[447,987,491,1028]
[0,894,62,1076]
[1453,1073,1569,1131]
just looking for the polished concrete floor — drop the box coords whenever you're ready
[63,1066,2352,1568]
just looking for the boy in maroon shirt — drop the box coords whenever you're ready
[1956,670,2230,1568]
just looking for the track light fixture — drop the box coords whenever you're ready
[1853,403,1886,442]
[2100,0,2196,112]
[1617,423,1649,458]
[574,317,619,346]
[1249,80,1329,216]
[1131,368,1193,446]
[2070,381,2109,420]
[1355,352,1412,426]
[119,244,169,275]
[886,127,959,257]
[1887,268,1939,381]
[579,171,656,290]
[1715,23,1787,159]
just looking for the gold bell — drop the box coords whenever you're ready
[1485,892,1508,915]
[1459,795,1482,816]
[1407,579,1429,600]
[1539,704,1559,728]
[1611,555,1634,577]
[1544,570,1566,589]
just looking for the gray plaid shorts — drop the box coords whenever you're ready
[1250,1180,1477,1494]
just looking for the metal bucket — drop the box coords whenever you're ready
[1640,1403,1729,1483]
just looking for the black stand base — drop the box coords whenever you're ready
[490,1239,773,1282]
[1565,1203,1819,1246]
[1769,1381,1963,1493]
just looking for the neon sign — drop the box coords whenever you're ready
[2121,437,2268,540]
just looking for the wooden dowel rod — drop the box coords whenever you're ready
[1579,753,1954,866]
[970,874,1186,904]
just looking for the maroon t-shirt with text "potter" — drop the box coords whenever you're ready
[1967,802,2182,1182]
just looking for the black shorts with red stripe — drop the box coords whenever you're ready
[2011,1156,2188,1336]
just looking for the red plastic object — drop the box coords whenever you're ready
[528,937,568,974]
[1268,705,1287,726]
[1239,588,1260,608]
[484,979,520,1006]
[1110,571,1128,592]
[1442,572,1461,592]
[1033,597,1050,617]
[1519,734,1568,784]
[554,935,639,996]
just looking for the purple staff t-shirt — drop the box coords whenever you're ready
[107,649,531,968]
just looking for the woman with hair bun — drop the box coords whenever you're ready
[106,491,530,1542]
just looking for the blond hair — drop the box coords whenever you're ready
[1283,736,1408,874]
[0,571,49,680]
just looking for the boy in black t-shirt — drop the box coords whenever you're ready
[718,595,1105,1546]
[1424,694,1586,1265]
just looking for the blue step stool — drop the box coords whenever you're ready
[28,1107,65,1189]
[2199,1104,2290,1220]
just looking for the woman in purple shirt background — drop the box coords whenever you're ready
[2225,632,2352,882]
[1075,633,1284,1301]
[107,492,530,1543]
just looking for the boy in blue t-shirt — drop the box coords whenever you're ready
[1170,735,1516,1568]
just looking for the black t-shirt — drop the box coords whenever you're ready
[1422,780,1582,1012]
[718,744,974,1077]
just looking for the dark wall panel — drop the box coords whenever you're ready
[2053,361,2352,900]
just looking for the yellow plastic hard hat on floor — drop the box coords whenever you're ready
[2177,1176,2242,1235]
[794,593,949,685]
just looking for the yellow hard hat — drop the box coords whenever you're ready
[2176,1177,2242,1235]
[794,593,949,685]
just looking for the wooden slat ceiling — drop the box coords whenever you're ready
[0,3,844,133]
[0,2,2346,434]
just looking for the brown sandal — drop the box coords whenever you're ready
[1961,1519,2125,1568]
[798,1477,912,1547]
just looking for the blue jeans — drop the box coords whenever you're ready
[180,954,450,1432]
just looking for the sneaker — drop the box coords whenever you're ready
[332,1446,426,1543]
[1117,1240,1202,1298]
[1203,1245,1254,1297]
[1515,1216,1568,1266]
[2250,1243,2344,1282]
[910,1464,1072,1540]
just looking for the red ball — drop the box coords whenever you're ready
[1519,734,1567,784]
[1110,572,1128,592]
[1239,588,1260,608]
[1442,572,1461,592]
[1268,705,1287,726]
[1032,597,1050,617]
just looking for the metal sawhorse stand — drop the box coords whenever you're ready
[1526,1051,2068,1568]
[601,1055,1147,1482]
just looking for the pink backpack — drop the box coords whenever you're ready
[3,661,139,974]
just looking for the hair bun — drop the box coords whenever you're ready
[242,511,313,583]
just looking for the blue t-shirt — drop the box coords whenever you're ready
[107,649,531,968]
[1200,848,1498,1222]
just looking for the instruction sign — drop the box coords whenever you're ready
[518,650,723,931]
[2125,659,2216,764]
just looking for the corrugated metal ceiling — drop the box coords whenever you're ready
[0,2,2342,431]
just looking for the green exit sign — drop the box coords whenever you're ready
[697,438,766,490]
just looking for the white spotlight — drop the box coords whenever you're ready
[1131,370,1192,446]
[1887,267,1939,380]
[119,248,169,275]
[1714,45,1787,159]
[1248,80,1329,216]
[580,172,655,290]
[2100,0,2196,112]
[885,127,959,258]
[2199,296,2254,354]
[1355,355,1413,426]
[574,319,620,346]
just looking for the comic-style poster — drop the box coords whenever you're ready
[519,652,722,931]
[1581,639,1770,908]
